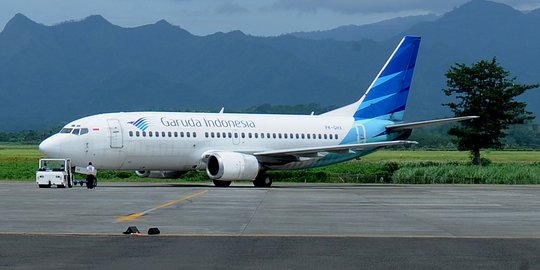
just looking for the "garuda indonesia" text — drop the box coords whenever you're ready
[160,117,256,129]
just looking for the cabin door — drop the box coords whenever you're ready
[107,119,123,148]
[354,122,366,143]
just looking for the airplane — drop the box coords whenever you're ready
[39,36,477,187]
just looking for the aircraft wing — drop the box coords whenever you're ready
[253,140,418,157]
[385,116,479,131]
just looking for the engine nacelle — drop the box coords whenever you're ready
[135,170,185,179]
[206,152,260,180]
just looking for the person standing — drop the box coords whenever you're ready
[86,162,97,189]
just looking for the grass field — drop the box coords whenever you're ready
[1,144,539,184]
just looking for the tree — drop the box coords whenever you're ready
[443,58,538,165]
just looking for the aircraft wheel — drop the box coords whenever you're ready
[213,180,231,187]
[253,174,272,187]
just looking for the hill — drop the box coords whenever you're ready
[0,0,539,130]
[290,14,439,42]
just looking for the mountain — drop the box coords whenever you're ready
[290,14,439,42]
[0,0,540,131]
[400,0,540,119]
[0,14,389,130]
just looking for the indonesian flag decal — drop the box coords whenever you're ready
[92,128,100,131]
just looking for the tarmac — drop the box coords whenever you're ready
[1,182,540,269]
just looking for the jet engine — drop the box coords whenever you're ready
[135,170,185,179]
[206,152,260,180]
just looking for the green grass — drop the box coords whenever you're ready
[0,144,40,180]
[362,150,540,163]
[392,163,540,184]
[1,144,539,184]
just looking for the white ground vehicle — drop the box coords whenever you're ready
[36,159,73,188]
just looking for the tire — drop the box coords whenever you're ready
[57,184,66,188]
[253,173,272,187]
[213,180,232,187]
[38,184,51,188]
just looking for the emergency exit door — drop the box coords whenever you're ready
[107,119,123,148]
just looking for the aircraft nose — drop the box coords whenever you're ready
[39,136,63,157]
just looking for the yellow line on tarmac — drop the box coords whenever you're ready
[116,189,208,222]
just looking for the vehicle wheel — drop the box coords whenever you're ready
[57,184,66,188]
[253,173,272,187]
[68,179,73,188]
[213,180,232,187]
[38,184,51,188]
[80,182,84,186]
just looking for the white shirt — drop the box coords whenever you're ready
[86,165,96,176]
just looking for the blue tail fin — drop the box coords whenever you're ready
[354,36,421,121]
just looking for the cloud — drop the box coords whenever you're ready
[271,0,540,14]
[215,2,248,14]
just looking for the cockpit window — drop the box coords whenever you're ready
[60,128,73,134]
[80,128,89,135]
[72,128,80,135]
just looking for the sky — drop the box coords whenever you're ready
[1,0,539,36]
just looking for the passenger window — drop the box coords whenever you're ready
[261,133,264,139]
[248,133,252,138]
[168,132,172,137]
[284,133,287,139]
[318,134,322,139]
[217,132,221,138]
[324,134,328,139]
[174,132,178,137]
[222,132,226,138]
[307,134,310,139]
[205,132,209,138]
[129,131,133,137]
[278,133,282,139]
[136,131,140,137]
[228,132,232,138]
[295,134,299,139]
[241,133,245,138]
[186,132,190,138]
[80,128,89,135]
[193,132,197,138]
[335,134,339,140]
[156,132,160,137]
[142,131,146,137]
[234,133,238,138]
[149,131,153,137]
[267,133,271,139]
[162,132,166,137]
[211,132,215,138]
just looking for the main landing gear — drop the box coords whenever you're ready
[253,172,272,187]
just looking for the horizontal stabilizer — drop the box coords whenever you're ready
[254,140,418,157]
[385,116,479,131]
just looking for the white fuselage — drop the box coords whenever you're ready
[39,111,391,171]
